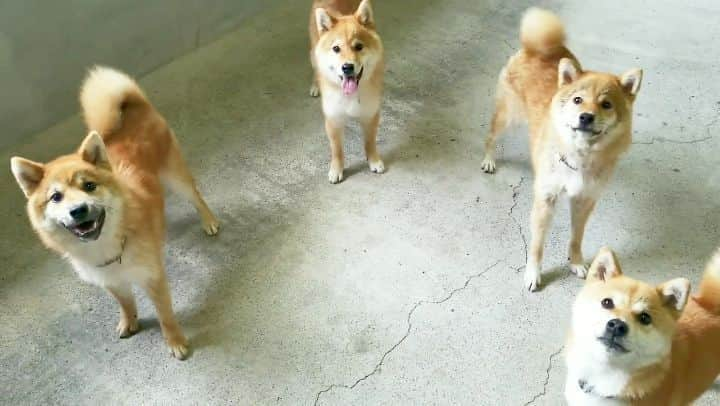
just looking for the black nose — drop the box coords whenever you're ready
[606,319,629,337]
[69,204,89,221]
[342,63,355,75]
[579,112,595,126]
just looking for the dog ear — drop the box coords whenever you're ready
[657,278,690,313]
[558,58,581,86]
[587,247,623,282]
[78,131,111,169]
[620,68,643,96]
[315,8,335,32]
[10,157,45,198]
[355,0,375,26]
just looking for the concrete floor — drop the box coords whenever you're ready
[1,0,719,404]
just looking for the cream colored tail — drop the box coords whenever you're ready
[519,8,566,55]
[697,249,720,313]
[79,66,149,137]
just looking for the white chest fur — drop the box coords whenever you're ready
[537,152,609,200]
[320,84,381,122]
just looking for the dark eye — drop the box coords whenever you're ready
[50,192,63,203]
[638,312,652,325]
[83,181,97,192]
[601,100,613,109]
[601,298,614,309]
[573,96,583,105]
[332,45,341,53]
[354,43,364,51]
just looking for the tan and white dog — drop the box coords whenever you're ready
[565,247,720,405]
[481,8,643,291]
[309,0,385,183]
[10,67,219,360]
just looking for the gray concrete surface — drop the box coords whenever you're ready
[0,0,284,148]
[1,0,719,404]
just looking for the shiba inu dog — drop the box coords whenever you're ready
[309,0,385,183]
[481,8,643,291]
[10,67,219,360]
[565,247,720,405]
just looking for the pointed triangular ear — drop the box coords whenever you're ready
[78,131,111,169]
[355,0,374,26]
[558,58,581,87]
[587,247,623,282]
[620,68,643,96]
[315,8,335,32]
[11,157,45,198]
[657,278,690,312]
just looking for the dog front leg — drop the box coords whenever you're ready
[143,273,188,360]
[568,196,597,278]
[360,112,384,174]
[106,284,139,338]
[525,193,557,291]
[325,118,345,184]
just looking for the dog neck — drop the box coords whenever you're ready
[95,236,126,267]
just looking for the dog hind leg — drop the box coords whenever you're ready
[161,136,219,236]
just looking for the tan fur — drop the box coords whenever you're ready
[10,66,219,360]
[482,8,643,291]
[627,250,720,405]
[566,248,720,404]
[309,0,385,183]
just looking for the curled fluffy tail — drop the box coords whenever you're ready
[79,66,149,137]
[520,8,566,55]
[698,249,720,313]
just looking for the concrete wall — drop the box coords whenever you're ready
[0,0,284,148]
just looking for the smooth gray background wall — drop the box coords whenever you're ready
[0,0,284,148]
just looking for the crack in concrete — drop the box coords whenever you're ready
[632,135,712,145]
[313,260,504,405]
[522,346,564,406]
[509,177,528,272]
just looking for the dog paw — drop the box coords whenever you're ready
[168,338,190,360]
[309,84,320,97]
[481,156,496,174]
[524,264,542,292]
[570,263,588,279]
[202,217,220,236]
[116,318,139,339]
[328,166,344,184]
[369,159,385,174]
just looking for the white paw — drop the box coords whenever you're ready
[116,318,139,338]
[203,217,220,236]
[328,167,344,184]
[369,159,385,174]
[481,155,496,174]
[570,263,588,279]
[169,341,189,361]
[309,84,320,97]
[524,263,542,292]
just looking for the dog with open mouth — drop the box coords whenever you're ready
[565,247,720,405]
[309,0,385,183]
[480,8,643,291]
[10,66,220,360]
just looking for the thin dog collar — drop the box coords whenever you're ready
[96,236,127,268]
[578,379,618,400]
[559,153,579,171]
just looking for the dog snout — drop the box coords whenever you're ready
[69,203,89,221]
[341,63,355,76]
[578,112,595,127]
[605,318,628,337]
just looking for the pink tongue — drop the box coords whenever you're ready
[342,77,359,95]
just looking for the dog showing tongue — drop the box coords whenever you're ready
[342,76,359,96]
